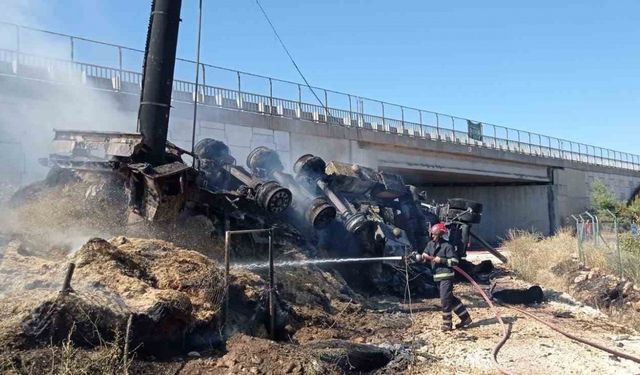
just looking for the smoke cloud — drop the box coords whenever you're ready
[0,1,141,260]
[0,0,138,190]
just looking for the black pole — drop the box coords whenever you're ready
[61,263,76,295]
[268,229,276,340]
[138,0,183,166]
[223,227,230,332]
[469,231,509,264]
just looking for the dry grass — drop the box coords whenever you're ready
[0,323,134,375]
[501,229,575,291]
[503,228,640,330]
[503,228,640,285]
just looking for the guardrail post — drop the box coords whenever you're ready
[493,125,497,148]
[237,71,242,109]
[436,113,440,139]
[505,128,510,149]
[381,102,386,130]
[401,106,405,133]
[14,25,20,74]
[269,78,273,115]
[418,110,423,136]
[117,47,123,76]
[451,117,456,142]
[324,89,329,122]
[528,133,532,154]
[70,36,74,61]
[297,84,302,118]
[15,25,21,54]
[348,94,353,126]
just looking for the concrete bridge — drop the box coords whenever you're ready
[1,22,639,242]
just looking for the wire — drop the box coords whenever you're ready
[190,0,204,167]
[253,0,331,115]
[403,257,414,319]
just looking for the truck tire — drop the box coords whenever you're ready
[447,198,483,214]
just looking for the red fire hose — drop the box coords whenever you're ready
[451,265,640,374]
[452,265,518,375]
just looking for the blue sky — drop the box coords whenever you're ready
[5,0,640,153]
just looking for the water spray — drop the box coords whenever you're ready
[234,255,404,270]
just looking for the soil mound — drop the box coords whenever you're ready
[0,237,226,353]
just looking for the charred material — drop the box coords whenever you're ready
[194,139,292,215]
[247,146,336,229]
[418,197,484,260]
[326,161,430,252]
[294,154,371,235]
[492,285,544,305]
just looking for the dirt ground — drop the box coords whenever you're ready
[126,267,640,375]
[3,258,640,375]
[2,180,640,374]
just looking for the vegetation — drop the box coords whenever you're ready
[591,179,640,224]
[0,323,133,375]
[503,180,640,329]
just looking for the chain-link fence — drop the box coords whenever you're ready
[571,211,640,281]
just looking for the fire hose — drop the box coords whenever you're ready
[411,254,640,374]
[452,265,517,375]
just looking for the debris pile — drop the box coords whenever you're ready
[553,260,640,310]
[0,237,230,352]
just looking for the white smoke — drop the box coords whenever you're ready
[0,0,138,188]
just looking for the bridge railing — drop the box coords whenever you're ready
[1,21,638,172]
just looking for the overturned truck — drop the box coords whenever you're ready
[37,0,498,299]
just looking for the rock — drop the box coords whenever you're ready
[114,236,129,245]
[623,281,634,295]
[249,367,259,374]
[223,358,237,368]
[250,356,262,365]
[586,270,596,280]
[353,337,365,343]
[574,273,588,283]
[284,362,296,373]
[188,351,201,358]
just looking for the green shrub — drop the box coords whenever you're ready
[621,232,640,256]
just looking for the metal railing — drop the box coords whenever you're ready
[1,20,639,171]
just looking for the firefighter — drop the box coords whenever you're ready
[418,223,472,331]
